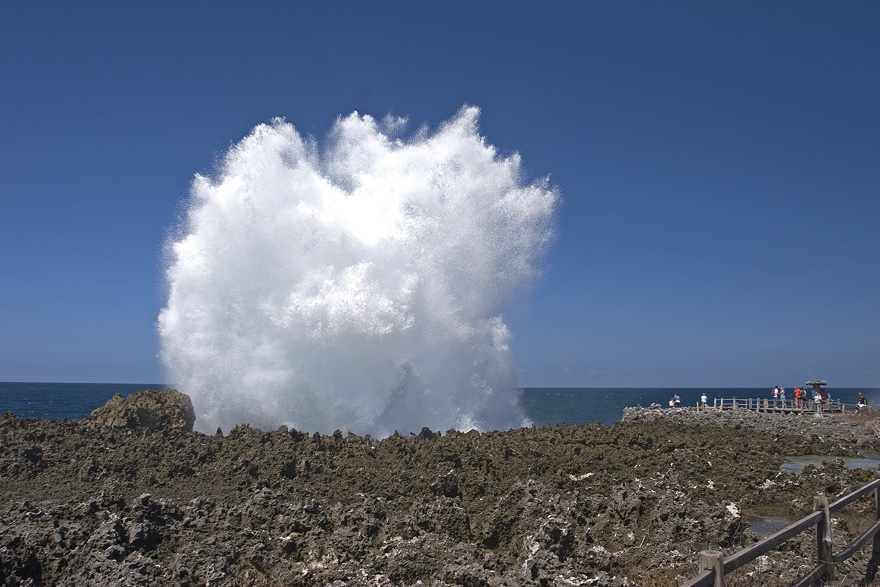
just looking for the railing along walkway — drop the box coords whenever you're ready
[711,397,846,414]
[682,478,880,587]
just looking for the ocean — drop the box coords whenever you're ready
[2,383,878,430]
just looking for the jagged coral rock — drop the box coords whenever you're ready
[89,388,195,432]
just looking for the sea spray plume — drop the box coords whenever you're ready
[159,106,559,437]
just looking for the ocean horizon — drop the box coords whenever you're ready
[2,382,878,430]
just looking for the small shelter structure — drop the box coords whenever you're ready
[806,380,827,396]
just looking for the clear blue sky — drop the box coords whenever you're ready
[2,1,877,387]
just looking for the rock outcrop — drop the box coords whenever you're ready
[88,388,195,432]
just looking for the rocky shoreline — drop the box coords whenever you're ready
[2,390,880,586]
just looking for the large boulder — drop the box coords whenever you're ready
[89,388,195,432]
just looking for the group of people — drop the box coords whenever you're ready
[770,385,833,409]
[662,387,868,412]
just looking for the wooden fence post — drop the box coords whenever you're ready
[699,550,725,587]
[815,496,834,581]
[866,475,880,581]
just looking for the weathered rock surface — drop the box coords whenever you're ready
[1,398,880,586]
[88,388,195,432]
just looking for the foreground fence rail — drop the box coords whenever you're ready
[681,478,880,587]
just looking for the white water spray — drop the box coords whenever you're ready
[158,107,558,437]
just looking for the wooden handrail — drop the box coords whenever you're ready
[830,479,880,512]
[681,477,880,586]
[834,518,880,564]
[722,511,823,574]
[706,397,845,413]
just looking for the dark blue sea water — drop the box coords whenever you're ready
[1,383,878,429]
[0,382,165,421]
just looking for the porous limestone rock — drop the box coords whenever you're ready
[89,388,195,432]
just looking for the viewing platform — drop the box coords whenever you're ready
[708,380,865,415]
[711,396,845,414]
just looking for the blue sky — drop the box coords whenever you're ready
[1,1,877,387]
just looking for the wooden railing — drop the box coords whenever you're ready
[681,478,880,586]
[711,397,845,413]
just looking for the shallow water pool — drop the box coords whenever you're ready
[742,505,792,537]
[780,451,880,474]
